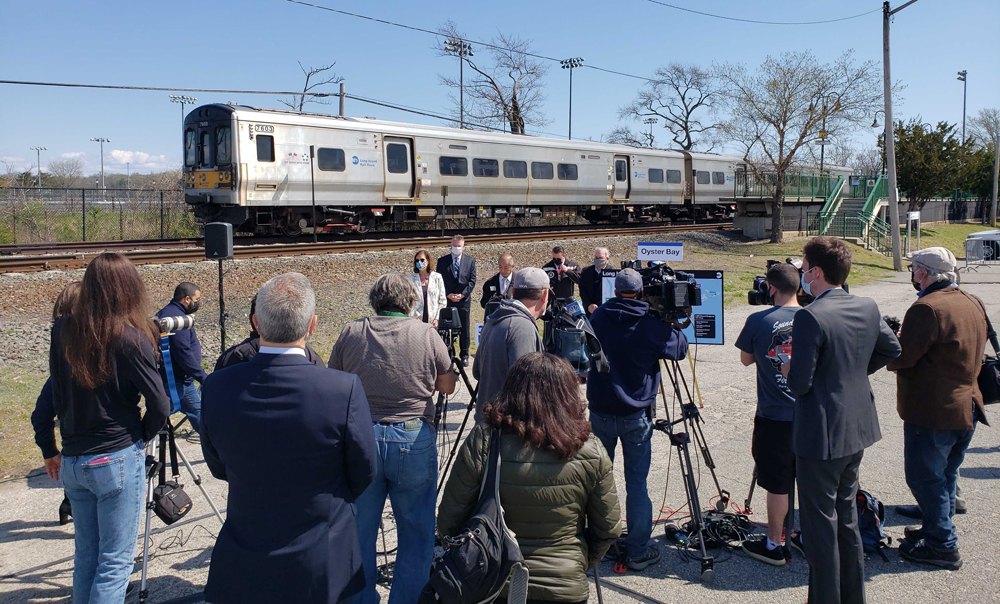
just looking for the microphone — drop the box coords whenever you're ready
[563,300,585,320]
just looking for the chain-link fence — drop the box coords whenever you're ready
[0,188,199,244]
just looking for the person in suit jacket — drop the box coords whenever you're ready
[436,235,477,364]
[781,237,900,604]
[408,249,448,328]
[479,252,515,310]
[201,272,378,604]
[541,246,582,301]
[580,247,611,316]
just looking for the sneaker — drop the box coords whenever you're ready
[742,538,786,566]
[788,531,804,554]
[903,526,925,543]
[185,431,201,444]
[624,545,661,571]
[899,539,962,571]
[896,505,921,519]
[604,537,626,561]
[461,355,470,367]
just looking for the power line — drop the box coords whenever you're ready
[644,0,882,25]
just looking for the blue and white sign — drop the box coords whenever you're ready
[637,241,683,262]
[680,270,725,346]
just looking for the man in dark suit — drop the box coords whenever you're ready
[436,234,477,365]
[157,282,206,434]
[580,246,612,317]
[782,237,900,604]
[479,252,515,310]
[201,272,377,604]
[541,246,582,301]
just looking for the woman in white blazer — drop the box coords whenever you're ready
[408,249,447,327]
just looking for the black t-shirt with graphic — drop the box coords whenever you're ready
[736,305,802,422]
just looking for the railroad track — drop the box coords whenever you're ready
[0,222,732,273]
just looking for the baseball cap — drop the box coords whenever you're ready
[906,247,957,272]
[615,268,643,293]
[512,267,549,290]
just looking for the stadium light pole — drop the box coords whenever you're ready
[29,146,47,188]
[561,58,584,140]
[90,137,109,200]
[957,70,967,144]
[444,40,473,129]
[643,118,657,147]
[169,95,198,131]
[882,0,919,272]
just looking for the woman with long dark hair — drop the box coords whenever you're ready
[48,253,170,604]
[438,353,621,603]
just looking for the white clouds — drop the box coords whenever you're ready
[61,152,85,158]
[107,149,175,172]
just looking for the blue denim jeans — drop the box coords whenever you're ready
[61,441,146,604]
[179,381,201,433]
[903,421,975,551]
[589,409,653,558]
[351,420,437,604]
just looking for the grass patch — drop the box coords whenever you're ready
[915,223,993,259]
[0,372,49,479]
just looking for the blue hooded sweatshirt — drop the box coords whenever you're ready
[587,297,688,416]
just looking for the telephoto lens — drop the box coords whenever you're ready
[155,314,195,334]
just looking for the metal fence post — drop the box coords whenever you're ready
[120,199,124,240]
[12,197,16,244]
[82,188,87,242]
[160,191,165,239]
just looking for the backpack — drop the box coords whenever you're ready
[856,489,891,560]
[419,429,529,604]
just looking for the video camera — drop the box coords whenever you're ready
[542,298,609,375]
[153,314,195,334]
[620,260,702,330]
[747,258,849,306]
[437,307,463,352]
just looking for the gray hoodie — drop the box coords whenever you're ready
[472,299,543,419]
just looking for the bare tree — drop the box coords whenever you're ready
[47,158,85,188]
[618,64,720,150]
[716,50,886,242]
[435,21,549,135]
[968,107,1000,151]
[279,62,344,112]
[850,145,884,176]
[603,126,651,148]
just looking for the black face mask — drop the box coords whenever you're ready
[911,274,922,292]
[553,257,563,266]
[187,300,200,314]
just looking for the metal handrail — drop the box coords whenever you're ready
[860,174,888,217]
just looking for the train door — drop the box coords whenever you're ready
[383,136,414,199]
[682,152,694,204]
[612,155,630,200]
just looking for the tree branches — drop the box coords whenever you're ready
[618,63,720,150]
[278,62,343,112]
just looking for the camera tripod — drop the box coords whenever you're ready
[434,326,479,493]
[137,418,224,604]
[652,358,732,583]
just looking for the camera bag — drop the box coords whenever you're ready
[152,427,192,525]
[960,291,1000,406]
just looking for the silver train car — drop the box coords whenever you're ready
[182,104,823,235]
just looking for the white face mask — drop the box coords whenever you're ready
[451,246,462,256]
[594,258,608,269]
[801,267,816,297]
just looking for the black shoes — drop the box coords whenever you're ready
[788,531,804,555]
[623,545,661,571]
[899,539,962,571]
[903,526,925,543]
[742,538,786,566]
[59,495,73,526]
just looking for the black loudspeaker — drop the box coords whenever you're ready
[204,222,233,259]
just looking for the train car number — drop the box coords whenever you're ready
[253,125,274,133]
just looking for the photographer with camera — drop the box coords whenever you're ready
[587,268,688,572]
[480,252,515,310]
[328,272,456,604]
[48,253,170,603]
[735,262,802,566]
[157,282,206,435]
[542,246,582,301]
[473,267,548,422]
[580,247,611,317]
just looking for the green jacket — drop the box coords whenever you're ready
[438,423,622,602]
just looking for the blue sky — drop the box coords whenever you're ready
[2,0,997,176]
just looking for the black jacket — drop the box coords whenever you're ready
[157,300,207,385]
[578,264,607,315]
[49,319,170,457]
[436,253,477,308]
[542,259,582,300]
[479,272,514,309]
[201,353,378,604]
[215,335,325,371]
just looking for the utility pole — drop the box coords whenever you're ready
[29,146,47,188]
[643,118,657,147]
[883,0,919,272]
[445,39,473,129]
[561,58,584,140]
[339,82,346,117]
[169,95,198,131]
[90,137,109,200]
[957,70,967,144]
[991,135,998,227]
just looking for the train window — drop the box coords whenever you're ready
[439,156,468,176]
[200,131,212,167]
[473,158,499,178]
[256,135,274,162]
[387,144,408,174]
[712,171,725,185]
[531,162,553,179]
[557,163,578,180]
[648,168,664,183]
[184,130,196,167]
[216,127,231,166]
[615,160,628,182]
[666,170,682,184]
[696,171,710,185]
[317,148,346,172]
[503,160,527,179]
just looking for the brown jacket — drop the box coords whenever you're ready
[887,286,988,430]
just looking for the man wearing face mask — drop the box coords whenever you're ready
[580,246,612,316]
[437,235,477,366]
[542,246,582,301]
[158,282,207,435]
[779,237,900,604]
[480,253,515,309]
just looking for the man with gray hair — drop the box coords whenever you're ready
[201,272,378,604]
[580,246,612,316]
[329,272,456,604]
[888,247,991,571]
